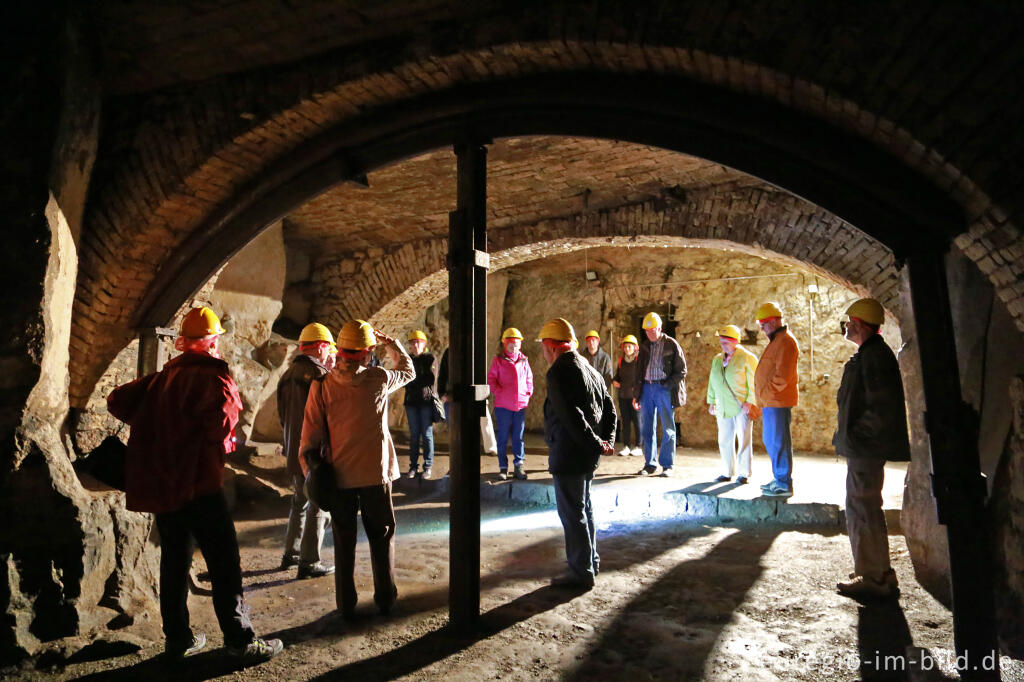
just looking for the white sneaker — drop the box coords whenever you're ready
[618,446,630,456]
[630,447,643,457]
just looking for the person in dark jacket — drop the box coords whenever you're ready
[833,299,910,599]
[106,307,282,663]
[582,330,614,388]
[611,334,643,456]
[277,322,335,579]
[404,330,438,478]
[634,312,687,477]
[538,318,616,589]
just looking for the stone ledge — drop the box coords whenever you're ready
[396,475,848,528]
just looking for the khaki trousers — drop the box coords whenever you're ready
[845,457,891,581]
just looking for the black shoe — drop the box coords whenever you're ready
[736,476,748,485]
[297,562,336,579]
[280,554,299,570]
[550,572,595,590]
[714,475,731,483]
[637,466,658,476]
[513,466,528,480]
[227,637,284,663]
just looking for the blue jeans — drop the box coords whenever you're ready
[406,404,434,470]
[761,406,793,489]
[494,407,526,471]
[552,473,599,580]
[639,382,676,468]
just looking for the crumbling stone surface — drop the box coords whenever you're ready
[992,377,1024,657]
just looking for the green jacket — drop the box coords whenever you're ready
[706,345,758,420]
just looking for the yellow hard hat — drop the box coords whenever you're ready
[337,320,376,350]
[845,298,884,326]
[715,324,742,340]
[755,302,783,322]
[180,307,225,338]
[621,334,639,347]
[536,318,576,343]
[298,322,335,345]
[501,327,524,340]
[584,330,600,340]
[642,312,662,329]
[408,330,428,342]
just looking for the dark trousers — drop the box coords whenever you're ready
[406,404,435,470]
[552,473,599,580]
[325,483,397,614]
[154,490,255,649]
[618,395,639,447]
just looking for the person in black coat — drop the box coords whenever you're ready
[833,299,910,599]
[538,318,616,590]
[404,330,438,478]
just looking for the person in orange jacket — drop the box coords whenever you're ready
[106,307,282,663]
[753,302,800,497]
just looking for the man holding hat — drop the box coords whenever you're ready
[754,302,800,497]
[277,322,336,578]
[300,320,413,618]
[834,299,909,599]
[538,318,616,589]
[107,307,283,662]
[634,312,687,477]
[706,324,758,484]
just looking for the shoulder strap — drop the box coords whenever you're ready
[719,358,745,409]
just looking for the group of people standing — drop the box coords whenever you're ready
[103,293,909,663]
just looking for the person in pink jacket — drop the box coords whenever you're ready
[487,327,534,480]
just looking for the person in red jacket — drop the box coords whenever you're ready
[107,307,283,663]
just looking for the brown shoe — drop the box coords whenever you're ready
[837,575,897,599]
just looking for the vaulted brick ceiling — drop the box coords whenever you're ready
[284,136,761,257]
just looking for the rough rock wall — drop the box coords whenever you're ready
[209,222,288,441]
[993,378,1024,657]
[498,247,886,452]
[899,248,1024,652]
[0,12,158,665]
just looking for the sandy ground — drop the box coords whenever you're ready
[7,441,1021,681]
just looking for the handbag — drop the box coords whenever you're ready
[720,357,760,420]
[430,395,445,423]
[303,381,337,509]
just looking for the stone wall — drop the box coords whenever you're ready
[0,10,161,665]
[899,248,1024,652]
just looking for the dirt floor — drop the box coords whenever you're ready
[7,443,1022,681]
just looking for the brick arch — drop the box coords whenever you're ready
[310,187,896,333]
[73,26,1023,404]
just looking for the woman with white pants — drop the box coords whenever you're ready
[705,325,759,484]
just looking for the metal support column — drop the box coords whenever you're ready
[448,140,489,632]
[906,248,1000,680]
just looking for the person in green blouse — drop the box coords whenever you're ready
[706,325,759,484]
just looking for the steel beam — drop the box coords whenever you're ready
[136,326,174,377]
[906,248,1000,681]
[448,140,488,632]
